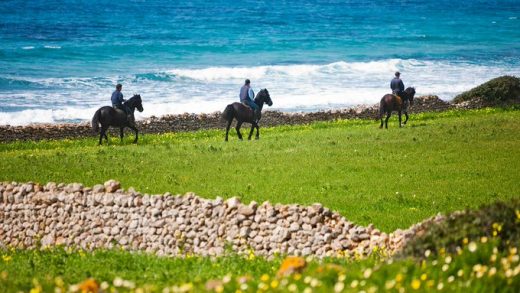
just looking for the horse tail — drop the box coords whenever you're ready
[92,109,101,133]
[377,99,385,120]
[222,104,234,121]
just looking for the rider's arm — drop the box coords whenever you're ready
[248,88,254,100]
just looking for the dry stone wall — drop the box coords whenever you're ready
[0,96,455,143]
[0,180,443,258]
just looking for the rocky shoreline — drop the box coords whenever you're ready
[0,95,474,143]
[0,180,444,258]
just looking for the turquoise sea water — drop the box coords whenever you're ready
[1,0,519,125]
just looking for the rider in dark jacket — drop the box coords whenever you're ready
[390,71,405,96]
[111,84,133,123]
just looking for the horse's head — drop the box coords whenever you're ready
[129,94,144,112]
[405,87,416,105]
[258,88,273,106]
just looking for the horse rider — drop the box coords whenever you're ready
[390,71,412,112]
[239,79,260,122]
[111,84,133,123]
[390,71,405,97]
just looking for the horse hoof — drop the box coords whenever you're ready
[255,137,259,140]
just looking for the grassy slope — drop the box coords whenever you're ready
[1,109,519,232]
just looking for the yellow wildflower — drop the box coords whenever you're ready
[411,279,421,290]
[395,273,404,283]
[215,285,224,293]
[420,273,427,281]
[2,255,12,263]
[270,280,279,289]
[260,274,270,282]
[462,238,469,245]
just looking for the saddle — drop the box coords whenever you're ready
[114,108,135,124]
[241,102,255,116]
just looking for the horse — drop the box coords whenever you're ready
[91,94,144,145]
[379,87,416,129]
[222,88,273,141]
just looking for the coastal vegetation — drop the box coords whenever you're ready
[453,75,520,104]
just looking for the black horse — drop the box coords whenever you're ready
[222,89,273,141]
[379,87,416,128]
[91,94,144,145]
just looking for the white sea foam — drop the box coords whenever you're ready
[44,45,61,49]
[22,46,35,50]
[1,59,519,126]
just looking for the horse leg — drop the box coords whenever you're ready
[380,112,385,129]
[248,123,255,140]
[255,123,260,140]
[120,127,124,142]
[98,127,105,145]
[385,112,391,129]
[225,119,232,142]
[235,121,243,140]
[398,110,402,127]
[404,111,409,125]
[128,125,139,143]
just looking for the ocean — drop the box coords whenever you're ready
[1,0,519,125]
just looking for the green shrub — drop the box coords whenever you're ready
[453,75,520,104]
[401,199,520,258]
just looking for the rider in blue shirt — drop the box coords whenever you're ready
[239,79,260,121]
[111,84,133,122]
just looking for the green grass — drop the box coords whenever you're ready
[1,237,518,292]
[1,108,520,232]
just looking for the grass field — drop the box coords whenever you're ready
[1,238,518,292]
[1,108,520,292]
[1,108,519,232]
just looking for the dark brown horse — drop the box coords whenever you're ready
[91,94,144,145]
[222,89,273,141]
[379,87,416,128]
